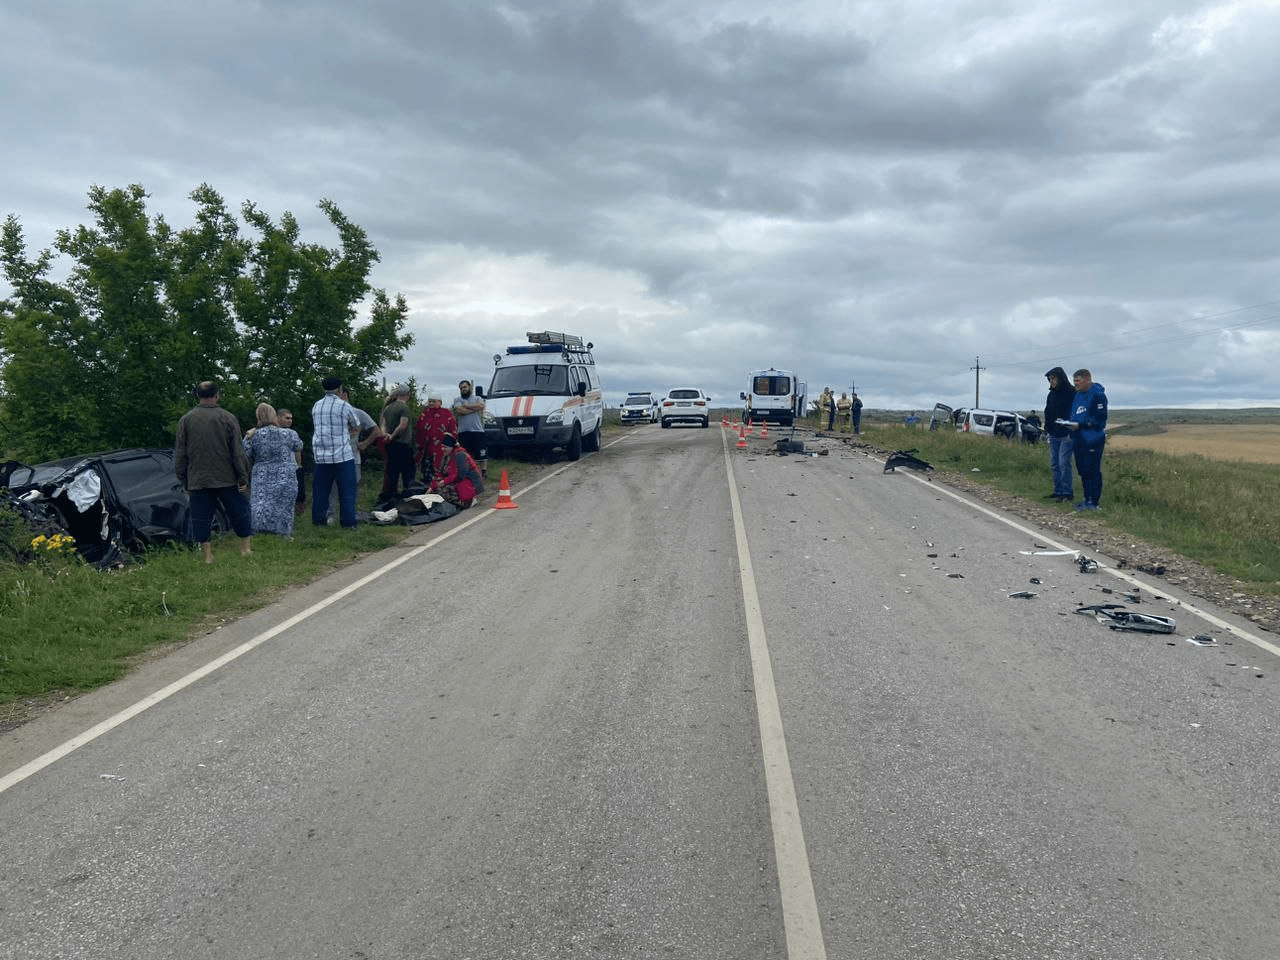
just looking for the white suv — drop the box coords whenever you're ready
[957,408,1042,443]
[660,387,710,428]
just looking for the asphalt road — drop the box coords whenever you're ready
[2,424,1278,959]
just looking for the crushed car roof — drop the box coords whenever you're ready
[3,448,207,568]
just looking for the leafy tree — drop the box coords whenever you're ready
[0,216,104,458]
[0,184,412,463]
[233,199,412,434]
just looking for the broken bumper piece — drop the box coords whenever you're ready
[1075,604,1176,634]
[883,450,934,473]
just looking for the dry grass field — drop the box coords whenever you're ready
[1107,423,1280,464]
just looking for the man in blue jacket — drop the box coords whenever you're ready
[1064,368,1108,511]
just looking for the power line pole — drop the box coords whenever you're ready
[971,356,985,408]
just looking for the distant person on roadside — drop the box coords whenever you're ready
[431,434,485,509]
[175,381,253,563]
[414,389,458,485]
[311,376,361,528]
[850,392,863,434]
[1064,368,1108,511]
[1043,367,1076,503]
[380,383,415,496]
[836,392,852,432]
[243,402,304,537]
[452,379,488,480]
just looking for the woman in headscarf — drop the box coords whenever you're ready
[431,434,484,508]
[413,389,458,485]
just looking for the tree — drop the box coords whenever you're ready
[233,199,412,432]
[0,184,413,462]
[0,214,105,458]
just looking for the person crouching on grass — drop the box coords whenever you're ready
[431,435,485,509]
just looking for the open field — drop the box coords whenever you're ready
[1106,423,1280,464]
[859,407,1280,464]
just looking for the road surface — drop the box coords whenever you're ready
[2,424,1277,959]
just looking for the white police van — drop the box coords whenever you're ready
[482,331,604,461]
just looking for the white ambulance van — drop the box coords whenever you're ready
[481,331,604,461]
[740,368,803,426]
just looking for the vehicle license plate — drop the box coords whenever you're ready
[507,426,535,435]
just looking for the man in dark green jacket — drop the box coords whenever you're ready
[175,381,253,562]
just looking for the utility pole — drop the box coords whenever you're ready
[971,356,984,408]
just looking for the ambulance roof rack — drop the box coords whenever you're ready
[527,330,586,348]
[505,330,594,360]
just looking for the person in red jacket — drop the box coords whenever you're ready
[413,390,458,485]
[431,435,485,508]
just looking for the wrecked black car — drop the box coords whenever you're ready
[2,448,211,568]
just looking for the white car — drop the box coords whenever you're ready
[620,394,658,424]
[660,387,711,428]
[957,408,1042,443]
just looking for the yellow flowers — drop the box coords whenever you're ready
[31,533,76,552]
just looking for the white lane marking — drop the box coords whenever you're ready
[0,463,579,796]
[890,461,1280,659]
[724,434,828,959]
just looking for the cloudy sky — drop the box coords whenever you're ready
[4,0,1280,412]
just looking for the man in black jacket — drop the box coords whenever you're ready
[1043,367,1076,502]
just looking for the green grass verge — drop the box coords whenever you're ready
[861,424,1280,591]
[0,457,538,712]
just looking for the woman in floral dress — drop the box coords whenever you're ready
[243,403,304,536]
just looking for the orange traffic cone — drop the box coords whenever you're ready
[736,424,747,449]
[747,418,755,436]
[760,421,769,438]
[492,468,519,509]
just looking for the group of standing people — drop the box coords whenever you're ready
[315,376,487,523]
[817,387,863,434]
[174,376,489,560]
[1043,367,1108,511]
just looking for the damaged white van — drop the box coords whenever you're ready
[482,331,604,461]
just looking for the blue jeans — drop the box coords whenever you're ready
[312,459,358,527]
[1072,437,1105,505]
[1048,435,1074,497]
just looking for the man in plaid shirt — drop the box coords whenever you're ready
[311,376,361,527]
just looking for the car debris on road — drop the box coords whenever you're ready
[1075,604,1177,634]
[883,449,934,473]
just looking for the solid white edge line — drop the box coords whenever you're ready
[724,433,828,959]
[0,460,582,797]
[889,459,1280,659]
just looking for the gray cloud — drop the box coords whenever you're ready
[3,0,1279,415]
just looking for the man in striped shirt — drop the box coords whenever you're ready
[311,376,361,527]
